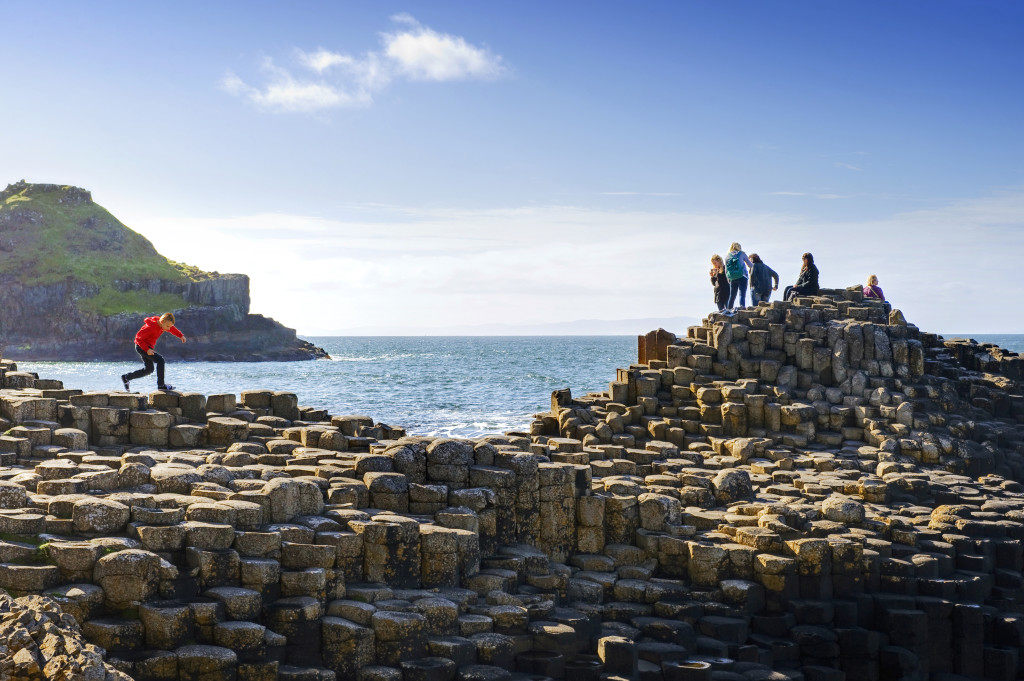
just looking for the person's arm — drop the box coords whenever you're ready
[741,252,752,272]
[769,267,779,289]
[169,325,187,343]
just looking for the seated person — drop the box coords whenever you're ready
[783,252,819,301]
[862,274,891,312]
[863,274,884,300]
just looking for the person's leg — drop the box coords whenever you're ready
[125,346,155,381]
[738,277,748,308]
[751,291,763,306]
[152,352,167,388]
[728,280,739,309]
[783,286,793,301]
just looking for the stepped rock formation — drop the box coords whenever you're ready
[0,289,1023,680]
[0,181,328,361]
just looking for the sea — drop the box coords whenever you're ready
[14,334,1024,439]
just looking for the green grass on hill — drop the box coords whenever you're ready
[0,183,212,315]
[76,289,192,316]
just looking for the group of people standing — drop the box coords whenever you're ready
[709,244,887,313]
[709,243,819,313]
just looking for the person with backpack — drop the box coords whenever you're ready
[724,242,752,310]
[748,253,779,306]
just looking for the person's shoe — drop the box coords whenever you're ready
[121,375,130,391]
[158,384,175,391]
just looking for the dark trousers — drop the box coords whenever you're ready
[728,277,748,309]
[126,345,165,385]
[784,285,812,301]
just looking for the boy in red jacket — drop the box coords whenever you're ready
[121,312,187,392]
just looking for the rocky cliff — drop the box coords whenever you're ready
[0,181,328,361]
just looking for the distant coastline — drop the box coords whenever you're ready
[334,315,701,336]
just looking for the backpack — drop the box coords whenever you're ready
[725,252,744,280]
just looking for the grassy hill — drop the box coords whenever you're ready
[0,181,207,315]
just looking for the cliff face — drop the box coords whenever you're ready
[0,181,327,361]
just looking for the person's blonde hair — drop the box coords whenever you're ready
[160,312,176,324]
[866,274,878,287]
[711,254,723,266]
[729,242,741,252]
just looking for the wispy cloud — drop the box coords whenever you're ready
[132,188,1024,334]
[222,15,505,113]
[600,191,681,197]
[835,161,861,171]
[768,191,849,199]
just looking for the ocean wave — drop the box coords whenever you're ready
[329,352,425,362]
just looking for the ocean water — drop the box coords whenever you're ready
[16,337,636,438]
[943,334,1024,354]
[14,334,1023,438]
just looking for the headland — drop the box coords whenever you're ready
[0,288,1022,681]
[0,181,328,362]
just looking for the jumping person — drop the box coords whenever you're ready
[121,312,186,392]
[724,242,753,310]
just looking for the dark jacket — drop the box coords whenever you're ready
[750,262,779,295]
[794,264,820,293]
[712,271,729,307]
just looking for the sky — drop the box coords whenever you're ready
[2,1,1023,334]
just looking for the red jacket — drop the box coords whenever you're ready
[135,316,184,351]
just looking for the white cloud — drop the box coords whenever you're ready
[223,15,505,113]
[297,49,353,73]
[130,188,1024,335]
[383,25,504,81]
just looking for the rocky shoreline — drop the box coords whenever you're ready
[0,288,1022,681]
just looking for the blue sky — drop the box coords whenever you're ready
[2,1,1022,333]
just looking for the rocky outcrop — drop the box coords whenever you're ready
[0,181,327,361]
[0,591,132,680]
[0,273,327,361]
[0,289,1022,680]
